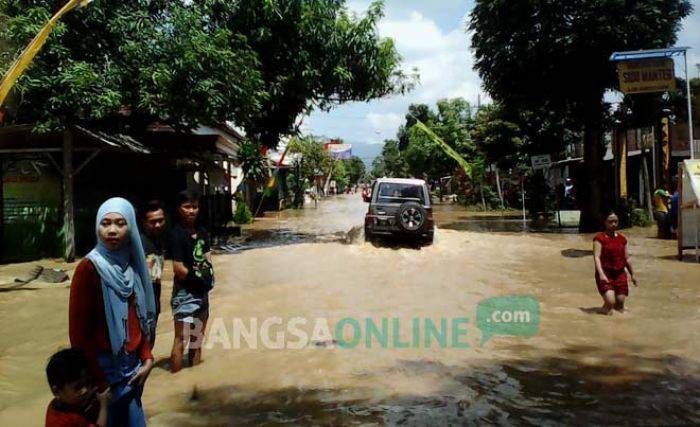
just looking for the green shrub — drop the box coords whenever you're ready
[630,208,652,227]
[233,200,253,224]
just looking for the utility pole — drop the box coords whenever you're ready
[62,129,75,262]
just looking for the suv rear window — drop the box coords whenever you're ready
[376,183,425,204]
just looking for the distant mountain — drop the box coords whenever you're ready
[348,141,383,168]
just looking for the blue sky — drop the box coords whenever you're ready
[303,0,700,165]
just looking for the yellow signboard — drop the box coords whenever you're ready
[617,58,676,94]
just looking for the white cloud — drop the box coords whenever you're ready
[379,11,452,57]
[309,0,700,155]
[366,112,404,134]
[307,3,482,146]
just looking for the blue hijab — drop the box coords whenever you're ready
[86,198,156,357]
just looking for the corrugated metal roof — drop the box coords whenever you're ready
[75,126,151,154]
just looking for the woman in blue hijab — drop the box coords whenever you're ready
[69,197,156,426]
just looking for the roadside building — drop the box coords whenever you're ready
[0,123,243,262]
[607,122,699,206]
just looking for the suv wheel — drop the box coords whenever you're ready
[397,201,426,232]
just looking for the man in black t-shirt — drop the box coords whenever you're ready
[170,224,213,293]
[140,200,167,346]
[169,189,214,373]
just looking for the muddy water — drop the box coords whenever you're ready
[1,195,700,425]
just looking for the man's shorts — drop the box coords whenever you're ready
[171,287,210,324]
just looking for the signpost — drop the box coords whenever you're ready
[610,47,694,159]
[530,154,551,170]
[617,58,676,94]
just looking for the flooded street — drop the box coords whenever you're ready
[2,194,700,425]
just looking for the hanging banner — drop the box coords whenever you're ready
[326,143,352,160]
[617,58,676,94]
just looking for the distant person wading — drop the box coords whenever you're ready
[592,212,638,315]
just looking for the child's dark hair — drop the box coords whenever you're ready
[46,348,87,390]
[176,189,201,207]
[141,199,165,220]
[604,210,618,220]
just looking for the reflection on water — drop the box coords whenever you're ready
[1,194,700,426]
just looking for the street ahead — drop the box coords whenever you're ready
[1,195,699,425]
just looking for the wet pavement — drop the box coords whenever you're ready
[1,194,700,426]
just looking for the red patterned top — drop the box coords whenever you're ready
[594,232,627,271]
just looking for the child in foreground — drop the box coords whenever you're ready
[45,348,111,427]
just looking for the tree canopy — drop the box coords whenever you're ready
[343,156,366,185]
[0,0,263,133]
[222,0,413,148]
[469,0,693,229]
[371,139,409,179]
[1,0,410,146]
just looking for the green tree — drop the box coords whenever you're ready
[331,158,348,189]
[401,99,474,191]
[214,0,414,148]
[470,0,692,230]
[370,156,386,178]
[288,135,328,205]
[372,139,409,178]
[0,0,263,133]
[237,138,269,208]
[397,103,432,150]
[470,104,524,169]
[343,156,366,185]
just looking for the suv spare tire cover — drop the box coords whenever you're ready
[396,201,426,232]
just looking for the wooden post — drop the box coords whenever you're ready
[641,145,653,220]
[479,181,486,210]
[619,130,628,199]
[678,162,684,260]
[494,164,504,209]
[62,129,75,262]
[651,127,657,189]
[612,129,619,200]
[661,117,671,188]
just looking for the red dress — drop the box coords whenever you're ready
[593,232,628,296]
[69,259,153,390]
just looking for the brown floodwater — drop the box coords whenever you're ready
[1,194,700,426]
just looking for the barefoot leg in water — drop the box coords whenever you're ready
[601,290,615,315]
[188,315,208,367]
[171,320,189,373]
[614,293,626,312]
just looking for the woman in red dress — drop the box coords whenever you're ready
[593,211,638,315]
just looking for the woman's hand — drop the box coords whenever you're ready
[630,275,638,287]
[128,358,154,387]
[600,274,610,283]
